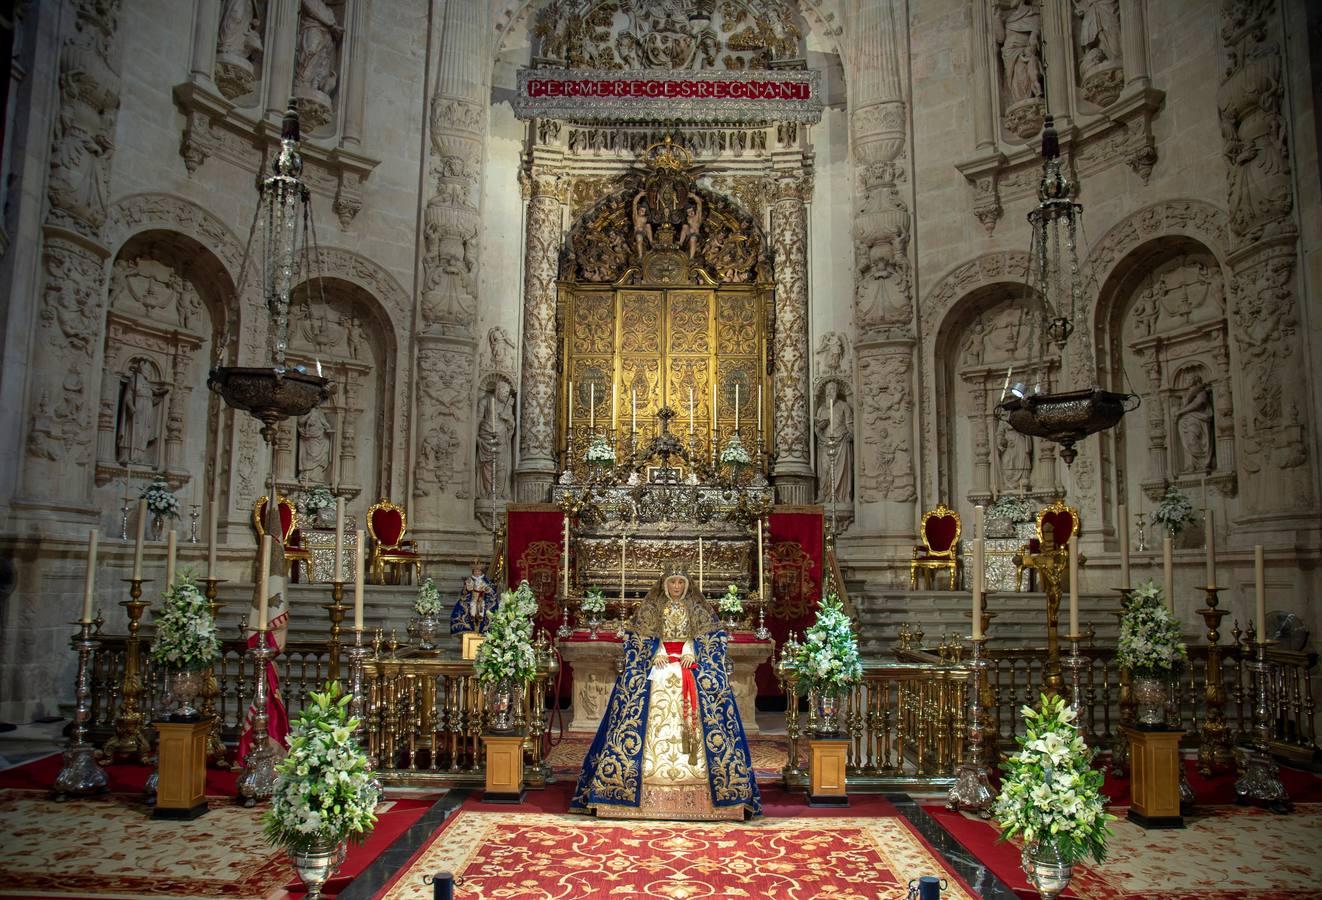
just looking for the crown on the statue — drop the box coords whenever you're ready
[642,136,694,174]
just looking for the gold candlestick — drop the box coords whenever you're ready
[100,579,153,762]
[1196,585,1232,775]
[1019,547,1068,698]
[324,581,348,682]
[200,577,229,768]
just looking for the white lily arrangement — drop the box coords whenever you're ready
[140,476,180,518]
[1150,484,1196,537]
[719,433,753,467]
[149,574,220,671]
[474,581,538,686]
[1116,580,1188,678]
[299,485,335,514]
[793,592,863,696]
[994,693,1113,866]
[263,681,380,854]
[581,587,607,616]
[585,434,616,465]
[988,494,1034,523]
[717,583,743,616]
[414,577,443,617]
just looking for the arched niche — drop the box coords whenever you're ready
[95,229,237,537]
[1095,235,1234,547]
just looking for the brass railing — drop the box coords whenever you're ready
[779,658,970,791]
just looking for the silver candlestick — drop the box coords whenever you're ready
[189,504,200,543]
[119,499,131,541]
[1234,639,1291,813]
[1135,512,1147,553]
[556,603,572,639]
[237,634,281,807]
[1062,633,1089,731]
[946,635,994,816]
[53,621,110,801]
[755,599,771,641]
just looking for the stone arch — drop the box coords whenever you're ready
[104,193,248,286]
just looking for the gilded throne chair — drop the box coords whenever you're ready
[910,504,962,590]
[253,495,312,582]
[1014,500,1080,591]
[368,499,422,585]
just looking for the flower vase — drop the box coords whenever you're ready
[587,613,602,639]
[170,669,202,721]
[814,689,842,737]
[723,613,741,632]
[1020,843,1072,899]
[150,513,164,541]
[416,614,440,651]
[290,839,345,900]
[1132,675,1167,727]
[487,680,516,733]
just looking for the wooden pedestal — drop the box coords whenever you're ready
[152,719,209,819]
[461,632,486,660]
[1122,725,1185,828]
[808,738,849,806]
[482,733,526,803]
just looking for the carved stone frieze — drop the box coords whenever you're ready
[566,125,770,157]
[769,173,812,494]
[853,183,912,339]
[414,345,474,501]
[855,347,916,505]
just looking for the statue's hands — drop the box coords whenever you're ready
[680,650,696,668]
[651,650,670,669]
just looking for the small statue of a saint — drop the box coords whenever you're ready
[450,559,499,634]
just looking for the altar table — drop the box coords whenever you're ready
[557,630,772,735]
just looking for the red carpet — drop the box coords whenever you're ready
[0,751,240,797]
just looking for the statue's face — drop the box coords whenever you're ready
[664,575,687,600]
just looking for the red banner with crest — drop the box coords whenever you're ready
[505,504,566,632]
[762,506,825,700]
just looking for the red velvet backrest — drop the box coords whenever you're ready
[277,500,296,541]
[373,506,405,547]
[925,513,958,553]
[289,528,303,548]
[1041,510,1076,547]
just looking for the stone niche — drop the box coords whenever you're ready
[95,233,232,524]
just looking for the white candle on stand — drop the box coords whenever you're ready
[1204,507,1216,589]
[334,496,345,579]
[757,384,763,436]
[689,388,695,434]
[974,504,985,542]
[165,530,177,587]
[1068,537,1079,637]
[756,519,764,598]
[631,389,637,435]
[568,380,574,443]
[353,530,365,630]
[132,499,147,580]
[1118,503,1131,589]
[589,383,595,431]
[82,530,98,623]
[698,537,704,593]
[620,536,627,601]
[206,504,219,579]
[562,515,570,596]
[1254,545,1266,640]
[1162,535,1174,611]
[611,382,617,431]
[257,534,271,631]
[734,384,740,431]
[971,537,983,640]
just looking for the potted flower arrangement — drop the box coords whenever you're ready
[140,476,180,540]
[150,574,221,720]
[717,583,743,630]
[299,485,336,526]
[1115,580,1188,726]
[581,587,607,636]
[988,494,1035,538]
[1150,484,1196,538]
[413,577,443,650]
[585,434,616,467]
[474,580,539,732]
[994,693,1113,899]
[264,682,380,900]
[719,433,753,469]
[792,592,863,736]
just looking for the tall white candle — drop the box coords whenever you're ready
[611,382,618,431]
[334,496,345,580]
[353,530,365,630]
[756,518,764,598]
[711,381,718,461]
[757,384,763,436]
[1204,507,1216,589]
[165,530,177,587]
[589,383,595,431]
[974,504,985,541]
[1068,536,1080,637]
[568,380,574,443]
[620,536,627,600]
[132,499,147,580]
[971,537,983,640]
[698,537,704,593]
[1118,503,1131,589]
[1254,544,1266,640]
[734,384,740,431]
[206,503,219,579]
[631,389,637,435]
[1162,535,1174,611]
[689,388,695,434]
[562,515,570,596]
[257,534,271,631]
[82,530,98,623]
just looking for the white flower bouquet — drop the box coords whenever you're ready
[149,575,220,671]
[1150,484,1196,537]
[474,585,538,686]
[792,592,863,696]
[585,435,616,465]
[414,577,443,617]
[993,693,1113,866]
[581,588,607,616]
[717,583,743,616]
[263,682,380,854]
[719,433,753,468]
[1116,580,1188,678]
[988,494,1034,523]
[140,476,180,518]
[299,485,335,515]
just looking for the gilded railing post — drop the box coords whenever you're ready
[100,579,152,762]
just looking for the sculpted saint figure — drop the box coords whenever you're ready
[572,571,760,820]
[297,406,333,483]
[1174,380,1215,473]
[996,0,1043,103]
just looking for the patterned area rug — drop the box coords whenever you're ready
[926,802,1322,899]
[545,734,802,779]
[378,812,975,899]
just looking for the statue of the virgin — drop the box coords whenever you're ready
[570,569,761,820]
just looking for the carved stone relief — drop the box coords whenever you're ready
[414,346,472,501]
[856,350,917,504]
[769,175,813,499]
[853,184,912,339]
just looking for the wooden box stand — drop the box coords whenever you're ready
[152,719,209,820]
[808,737,849,807]
[1122,725,1185,829]
[482,732,526,804]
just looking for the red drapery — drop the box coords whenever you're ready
[506,504,570,701]
[763,507,825,701]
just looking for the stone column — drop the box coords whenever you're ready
[16,0,123,520]
[968,0,996,151]
[969,384,991,496]
[263,0,299,117]
[1041,0,1072,126]
[769,174,814,503]
[340,0,369,148]
[189,0,220,84]
[514,169,564,503]
[1119,0,1150,91]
